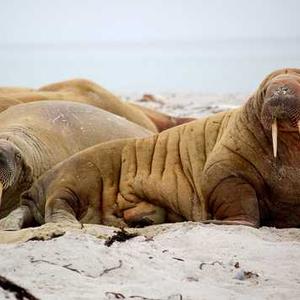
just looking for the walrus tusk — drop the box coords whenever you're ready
[271,118,278,158]
[298,121,300,135]
[0,182,3,208]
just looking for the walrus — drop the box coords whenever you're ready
[3,68,299,231]
[128,102,195,132]
[0,101,152,222]
[0,79,195,132]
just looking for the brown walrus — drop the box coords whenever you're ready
[0,101,152,223]
[0,79,195,132]
[3,68,299,231]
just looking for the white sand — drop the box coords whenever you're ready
[0,223,299,300]
[0,93,299,300]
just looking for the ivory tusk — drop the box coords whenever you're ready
[298,121,300,135]
[271,119,278,158]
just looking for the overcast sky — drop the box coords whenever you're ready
[0,0,299,44]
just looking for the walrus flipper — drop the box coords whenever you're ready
[202,161,261,228]
[0,206,34,230]
[200,220,258,227]
[122,200,167,227]
[45,197,81,226]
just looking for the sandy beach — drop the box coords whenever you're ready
[0,93,299,300]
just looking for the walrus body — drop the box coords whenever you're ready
[3,68,300,230]
[128,102,196,132]
[0,79,195,132]
[0,101,152,220]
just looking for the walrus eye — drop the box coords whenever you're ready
[15,152,22,161]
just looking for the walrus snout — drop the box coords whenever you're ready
[261,78,300,158]
[264,84,300,122]
[0,140,23,197]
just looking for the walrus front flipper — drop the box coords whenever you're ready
[202,159,261,228]
[200,220,258,227]
[45,197,81,226]
[204,177,261,228]
[0,206,34,230]
[123,201,166,227]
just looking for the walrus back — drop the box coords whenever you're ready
[39,79,159,132]
[0,101,153,178]
[0,81,158,132]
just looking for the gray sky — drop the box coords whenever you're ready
[0,0,299,44]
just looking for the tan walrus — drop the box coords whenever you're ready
[0,101,152,223]
[0,79,195,132]
[2,68,299,231]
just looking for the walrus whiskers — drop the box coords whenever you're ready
[271,118,278,158]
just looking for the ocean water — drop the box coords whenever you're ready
[0,39,299,93]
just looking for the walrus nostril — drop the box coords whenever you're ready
[271,85,295,97]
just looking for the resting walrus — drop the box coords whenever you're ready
[3,68,300,230]
[0,101,152,224]
[0,79,195,132]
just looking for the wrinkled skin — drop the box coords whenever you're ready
[0,79,196,132]
[2,68,300,232]
[0,101,152,227]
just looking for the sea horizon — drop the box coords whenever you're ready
[0,37,299,94]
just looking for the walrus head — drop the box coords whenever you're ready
[258,69,300,157]
[0,140,28,209]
